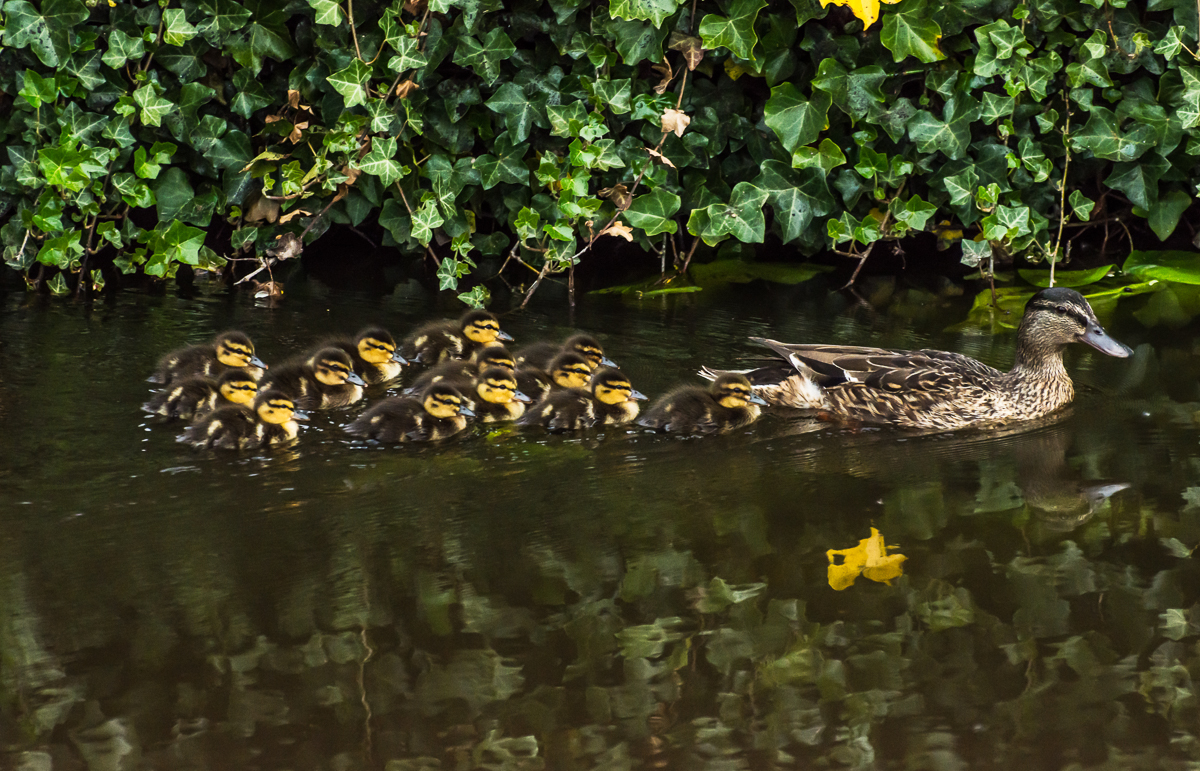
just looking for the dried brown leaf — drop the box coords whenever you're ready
[264,114,283,124]
[599,183,633,211]
[667,32,705,71]
[287,89,301,109]
[287,121,308,144]
[651,57,673,94]
[278,208,312,224]
[661,108,690,137]
[395,80,420,99]
[646,148,676,169]
[599,221,635,242]
[244,195,280,224]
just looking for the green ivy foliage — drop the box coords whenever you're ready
[0,0,1196,303]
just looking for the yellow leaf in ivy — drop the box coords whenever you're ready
[819,0,900,30]
[826,527,907,590]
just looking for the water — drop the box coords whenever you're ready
[2,276,1200,770]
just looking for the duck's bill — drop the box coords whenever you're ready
[630,389,649,401]
[514,390,533,403]
[391,351,409,365]
[1080,324,1133,358]
[293,410,311,421]
[497,331,515,342]
[460,405,476,417]
[749,393,769,406]
[600,356,617,367]
[250,356,268,369]
[347,372,368,386]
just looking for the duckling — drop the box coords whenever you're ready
[467,367,533,422]
[400,310,514,365]
[309,327,407,384]
[518,367,647,430]
[517,351,593,401]
[261,347,367,410]
[515,334,616,371]
[148,331,267,385]
[345,383,475,442]
[142,368,259,421]
[179,389,308,450]
[638,374,768,434]
[404,344,516,395]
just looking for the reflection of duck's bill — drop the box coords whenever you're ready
[1080,324,1133,357]
[1082,481,1131,503]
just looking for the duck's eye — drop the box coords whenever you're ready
[1055,307,1067,316]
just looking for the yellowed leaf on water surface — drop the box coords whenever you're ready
[661,108,690,137]
[826,527,906,590]
[819,0,900,30]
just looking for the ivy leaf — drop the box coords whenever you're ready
[547,101,589,138]
[1068,190,1095,220]
[755,160,835,244]
[37,231,84,269]
[1,0,89,67]
[1179,67,1200,130]
[609,0,683,27]
[880,0,944,63]
[891,194,937,231]
[412,195,444,246]
[791,138,847,173]
[763,84,831,153]
[1148,190,1192,241]
[698,0,767,62]
[486,82,542,142]
[453,28,515,85]
[623,188,681,236]
[162,9,198,46]
[18,69,57,109]
[608,18,668,65]
[593,79,632,114]
[1104,157,1167,209]
[197,0,252,33]
[328,59,372,108]
[305,0,343,25]
[358,136,408,186]
[102,29,145,69]
[907,95,979,160]
[688,182,769,245]
[133,84,178,127]
[226,18,296,75]
[811,59,886,120]
[387,35,428,71]
[473,137,529,189]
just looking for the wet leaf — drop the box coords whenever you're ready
[826,528,907,591]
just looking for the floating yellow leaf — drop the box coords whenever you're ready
[819,0,901,30]
[826,527,906,590]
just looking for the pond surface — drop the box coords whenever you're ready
[3,275,1200,770]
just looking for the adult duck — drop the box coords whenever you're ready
[700,288,1132,431]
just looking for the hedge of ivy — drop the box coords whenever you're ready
[0,0,1196,303]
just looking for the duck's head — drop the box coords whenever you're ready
[311,348,368,386]
[1022,288,1132,357]
[711,374,768,408]
[549,352,593,389]
[563,334,616,369]
[590,367,648,405]
[460,310,513,345]
[475,345,516,372]
[255,389,308,424]
[475,367,532,404]
[423,383,475,418]
[355,327,407,365]
[217,369,259,406]
[215,331,267,370]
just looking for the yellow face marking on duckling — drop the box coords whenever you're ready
[477,376,520,404]
[424,391,465,419]
[463,319,503,344]
[357,337,397,364]
[715,383,754,409]
[216,341,255,368]
[553,362,592,389]
[315,358,354,386]
[478,353,516,372]
[220,378,259,405]
[575,345,606,370]
[257,397,298,424]
[594,379,635,405]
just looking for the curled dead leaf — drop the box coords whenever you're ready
[287,121,308,144]
[244,195,280,224]
[661,108,690,137]
[341,165,362,187]
[650,57,673,95]
[278,208,312,224]
[287,89,301,109]
[599,183,632,211]
[264,114,283,124]
[395,80,420,99]
[667,31,705,71]
[646,148,676,169]
[599,221,634,242]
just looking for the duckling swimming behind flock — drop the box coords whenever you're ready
[345,383,475,442]
[516,351,593,401]
[401,310,513,365]
[309,327,407,384]
[700,287,1132,431]
[515,334,616,371]
[179,389,307,450]
[638,374,767,434]
[149,331,267,385]
[404,345,516,395]
[142,368,259,421]
[261,347,367,410]
[518,367,647,431]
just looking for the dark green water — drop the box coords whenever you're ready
[3,278,1200,770]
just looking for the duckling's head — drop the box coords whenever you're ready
[355,327,407,365]
[475,368,532,404]
[215,331,267,370]
[1021,288,1132,357]
[563,334,616,369]
[549,352,593,389]
[423,383,475,418]
[254,389,307,424]
[590,368,648,405]
[217,368,259,406]
[460,310,513,345]
[312,347,368,387]
[711,374,768,409]
[475,345,516,372]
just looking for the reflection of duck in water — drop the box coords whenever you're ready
[1013,425,1129,533]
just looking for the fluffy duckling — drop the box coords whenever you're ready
[515,334,616,371]
[467,367,533,422]
[179,388,308,450]
[404,344,516,395]
[261,347,367,410]
[345,383,475,442]
[310,327,407,384]
[517,351,593,401]
[518,367,647,430]
[400,310,514,365]
[142,368,259,421]
[638,374,768,434]
[149,331,267,385]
